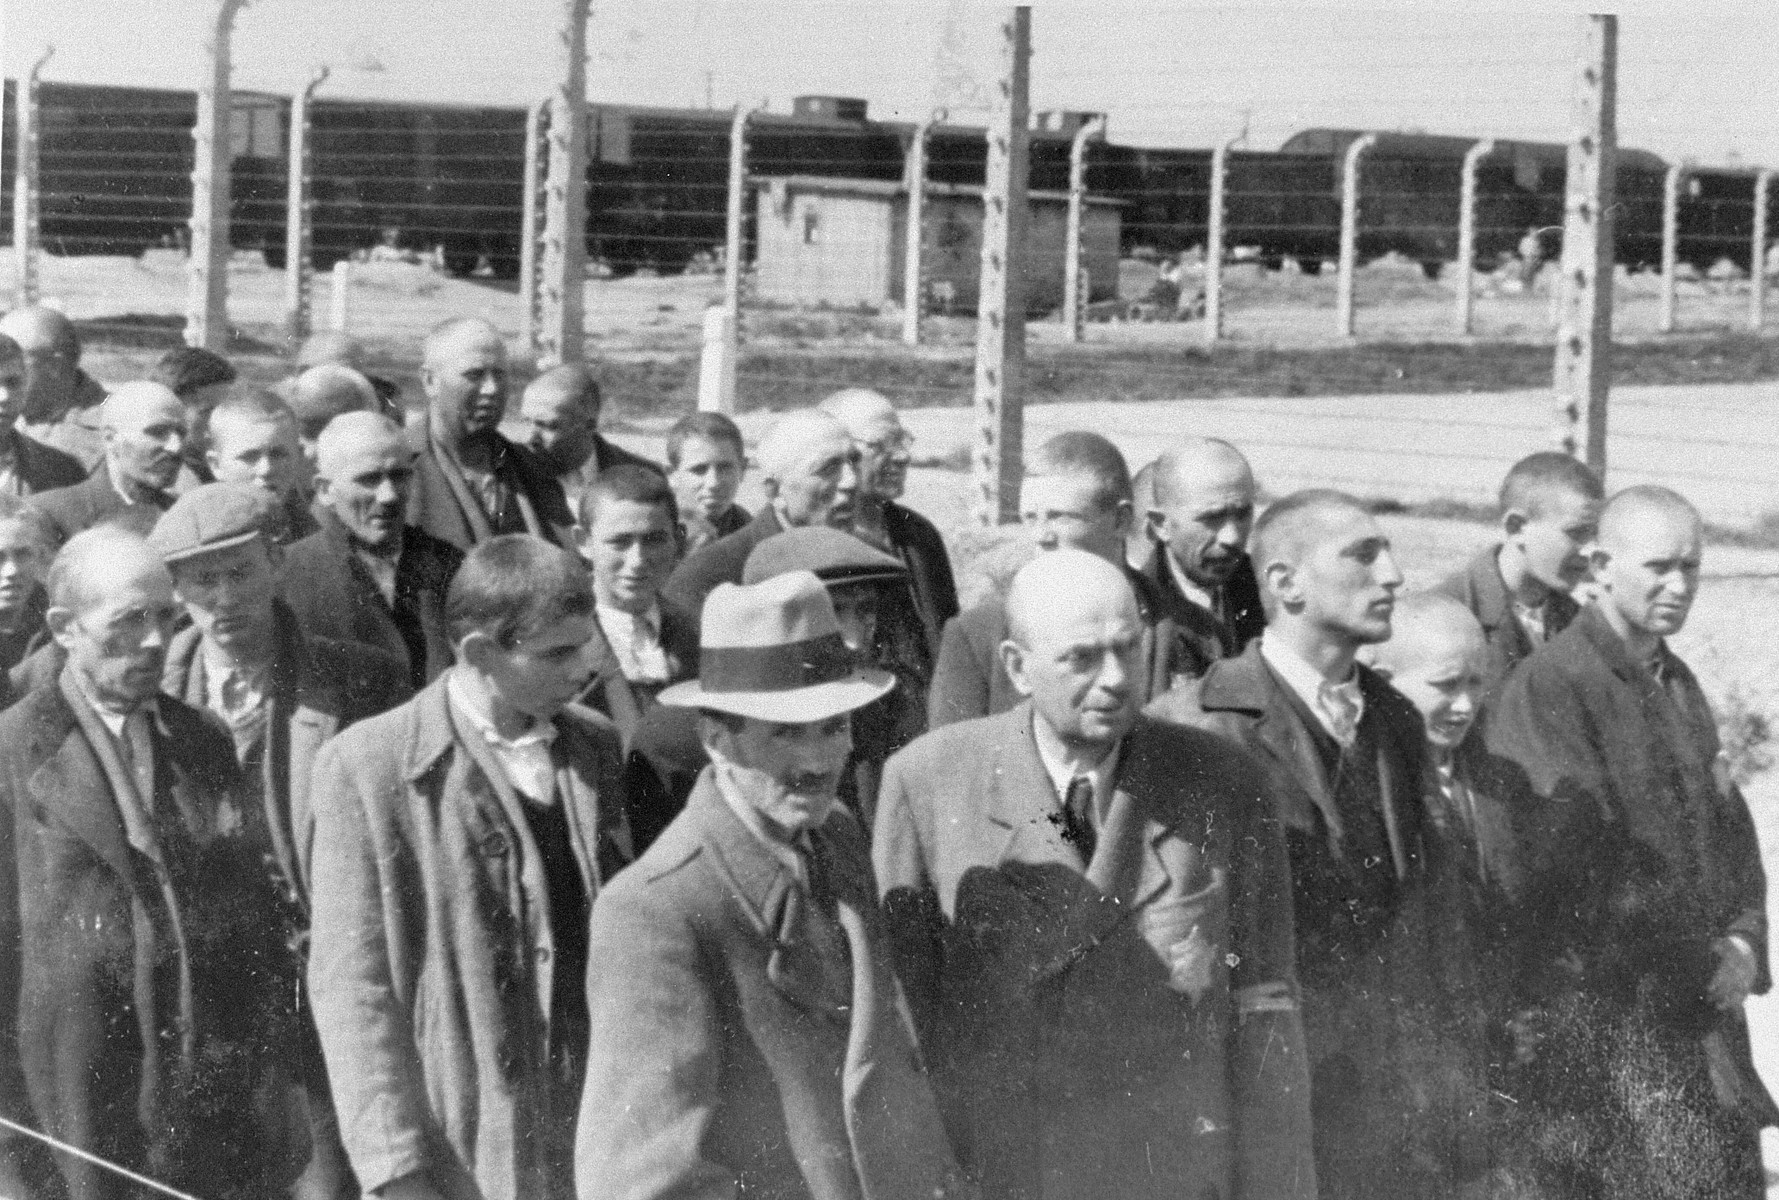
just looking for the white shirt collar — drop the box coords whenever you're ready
[446,668,559,804]
[709,759,817,888]
[199,639,270,725]
[68,669,143,740]
[1165,549,1217,612]
[1260,630,1363,743]
[1029,709,1123,820]
[596,601,670,683]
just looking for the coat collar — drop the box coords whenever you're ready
[1569,602,1653,684]
[1461,544,1518,636]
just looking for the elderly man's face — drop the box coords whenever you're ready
[208,411,308,504]
[423,330,507,442]
[169,539,283,655]
[1291,509,1403,646]
[1152,463,1256,590]
[0,521,47,620]
[1,318,78,421]
[705,712,852,835]
[317,432,414,550]
[1004,591,1141,753]
[54,561,180,709]
[774,430,860,529]
[851,414,912,502]
[109,394,188,492]
[520,384,594,465]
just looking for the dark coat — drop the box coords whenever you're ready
[1141,549,1265,681]
[403,423,575,552]
[0,680,306,1200]
[20,371,107,472]
[4,428,87,495]
[928,565,1165,729]
[0,585,49,680]
[282,510,464,690]
[874,704,1316,1200]
[29,465,173,543]
[577,773,971,1200]
[1148,643,1434,1200]
[160,607,411,909]
[306,678,631,1200]
[1430,544,1579,711]
[882,501,958,657]
[663,506,785,616]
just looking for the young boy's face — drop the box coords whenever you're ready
[670,436,744,523]
[1388,627,1487,753]
[1507,486,1599,594]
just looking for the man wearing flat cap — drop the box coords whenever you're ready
[577,571,972,1200]
[151,482,409,1200]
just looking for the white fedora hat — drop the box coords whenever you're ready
[659,570,895,723]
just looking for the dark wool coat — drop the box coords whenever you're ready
[662,506,785,617]
[0,682,307,1200]
[5,428,87,495]
[874,704,1316,1200]
[1140,548,1266,680]
[29,466,172,543]
[305,678,631,1200]
[577,774,972,1200]
[881,500,959,658]
[403,423,576,552]
[1429,544,1580,712]
[1485,605,1771,1199]
[281,510,464,690]
[1148,643,1439,1200]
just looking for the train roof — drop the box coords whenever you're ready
[1280,127,1670,173]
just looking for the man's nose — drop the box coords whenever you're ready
[837,460,859,492]
[1216,521,1243,548]
[1097,647,1133,694]
[1377,549,1404,589]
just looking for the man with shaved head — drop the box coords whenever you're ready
[820,387,958,658]
[0,527,306,1200]
[518,362,659,514]
[404,317,573,551]
[876,548,1315,1200]
[1487,485,1770,1198]
[292,330,400,410]
[3,304,110,470]
[0,334,86,499]
[1139,438,1266,675]
[206,388,319,543]
[284,412,464,689]
[286,362,380,464]
[31,380,189,541]
[1150,489,1433,1200]
[663,407,861,615]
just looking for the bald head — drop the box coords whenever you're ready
[294,330,364,373]
[1147,438,1257,588]
[101,382,188,493]
[101,381,183,434]
[819,388,897,433]
[314,412,415,549]
[1,305,82,423]
[1251,489,1373,577]
[1251,489,1401,645]
[1597,485,1702,551]
[289,364,378,442]
[47,528,180,708]
[0,305,78,362]
[1593,486,1704,646]
[819,387,909,502]
[421,318,507,442]
[316,410,407,480]
[1369,593,1487,751]
[1005,548,1137,648]
[520,363,601,471]
[423,317,503,370]
[1002,548,1142,750]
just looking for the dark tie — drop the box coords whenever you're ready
[1061,775,1097,862]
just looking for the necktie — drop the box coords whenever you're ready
[1061,775,1097,862]
[1317,678,1363,748]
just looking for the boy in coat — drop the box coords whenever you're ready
[307,535,633,1200]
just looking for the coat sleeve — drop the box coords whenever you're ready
[304,737,434,1194]
[1222,750,1319,1200]
[575,879,735,1200]
[871,752,944,1049]
[927,617,989,730]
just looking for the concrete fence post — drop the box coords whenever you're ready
[1455,139,1495,334]
[1553,13,1617,474]
[901,113,939,346]
[187,0,249,350]
[1752,168,1773,332]
[281,65,328,343]
[708,105,751,413]
[697,304,737,413]
[1658,162,1684,333]
[328,259,351,332]
[1203,139,1231,343]
[971,6,1031,527]
[1062,115,1104,342]
[12,46,54,306]
[518,97,550,355]
[539,0,590,367]
[1335,132,1377,337]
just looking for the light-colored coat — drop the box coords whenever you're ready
[305,677,630,1200]
[873,703,1316,1200]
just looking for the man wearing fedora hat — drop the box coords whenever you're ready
[876,549,1316,1200]
[577,571,971,1200]
[307,535,633,1200]
[151,481,409,1200]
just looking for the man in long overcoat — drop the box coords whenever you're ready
[877,550,1315,1200]
[307,536,632,1200]
[1487,485,1772,1199]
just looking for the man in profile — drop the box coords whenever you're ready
[32,381,188,541]
[405,318,574,549]
[518,363,659,513]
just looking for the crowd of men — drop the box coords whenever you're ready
[0,299,1763,1200]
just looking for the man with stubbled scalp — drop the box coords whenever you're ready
[31,381,189,541]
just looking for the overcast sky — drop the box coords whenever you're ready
[4,2,1775,164]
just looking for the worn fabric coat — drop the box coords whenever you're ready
[0,679,307,1200]
[577,772,972,1200]
[663,506,786,617]
[1148,643,1438,1200]
[874,704,1316,1200]
[1140,549,1265,680]
[880,501,958,659]
[29,465,173,542]
[403,423,576,552]
[1485,605,1771,1198]
[282,510,464,690]
[20,371,108,472]
[1430,544,1579,711]
[3,427,87,496]
[305,677,631,1200]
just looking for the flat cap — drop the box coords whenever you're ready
[742,525,907,588]
[148,482,279,563]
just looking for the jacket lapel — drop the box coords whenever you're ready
[1211,651,1338,837]
[29,709,137,886]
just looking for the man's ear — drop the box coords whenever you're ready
[1501,509,1528,539]
[45,606,78,651]
[1263,559,1300,609]
[1588,544,1612,578]
[759,476,780,501]
[205,448,223,475]
[997,639,1034,699]
[457,630,498,672]
[1144,509,1168,544]
[1109,500,1133,536]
